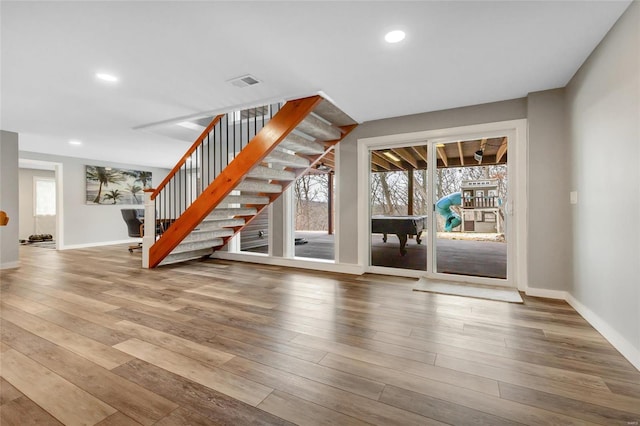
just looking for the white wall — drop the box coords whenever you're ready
[566,1,639,366]
[526,89,572,292]
[19,151,169,248]
[0,131,20,268]
[19,168,56,240]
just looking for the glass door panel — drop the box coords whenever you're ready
[370,146,428,271]
[434,138,508,279]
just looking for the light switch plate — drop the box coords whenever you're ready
[570,191,578,204]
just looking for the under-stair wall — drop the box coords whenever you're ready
[143,95,357,268]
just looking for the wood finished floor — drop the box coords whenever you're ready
[1,245,639,425]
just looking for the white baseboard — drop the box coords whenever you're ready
[60,239,139,250]
[524,287,568,300]
[524,286,639,371]
[566,293,640,372]
[212,252,365,275]
[1,261,20,270]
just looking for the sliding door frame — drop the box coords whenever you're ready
[357,119,528,290]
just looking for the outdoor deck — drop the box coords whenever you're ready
[246,231,506,279]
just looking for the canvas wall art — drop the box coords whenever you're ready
[86,166,152,205]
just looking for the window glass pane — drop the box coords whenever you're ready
[294,170,334,260]
[35,179,56,215]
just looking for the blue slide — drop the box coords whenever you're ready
[436,192,462,232]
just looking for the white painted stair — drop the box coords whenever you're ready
[157,98,356,267]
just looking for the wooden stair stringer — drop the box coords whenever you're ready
[148,95,324,268]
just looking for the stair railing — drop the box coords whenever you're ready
[142,102,282,266]
[143,95,324,268]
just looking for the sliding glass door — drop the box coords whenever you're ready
[433,138,508,280]
[370,145,429,271]
[367,135,512,284]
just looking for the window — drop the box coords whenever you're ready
[34,178,56,215]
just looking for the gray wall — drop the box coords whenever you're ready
[19,168,56,240]
[526,89,571,291]
[19,151,169,248]
[566,2,639,352]
[0,131,20,268]
[336,98,528,265]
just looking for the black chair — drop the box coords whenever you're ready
[121,209,144,253]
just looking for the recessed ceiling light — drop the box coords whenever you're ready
[68,140,82,146]
[96,72,118,83]
[385,30,406,44]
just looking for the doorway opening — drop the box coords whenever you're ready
[18,159,63,250]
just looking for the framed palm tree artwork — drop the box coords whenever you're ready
[85,166,152,205]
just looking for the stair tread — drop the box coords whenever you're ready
[264,150,310,168]
[312,99,358,127]
[247,165,296,180]
[236,180,282,193]
[199,218,245,227]
[188,228,234,237]
[171,238,223,254]
[279,133,325,155]
[208,207,257,217]
[220,195,270,205]
[296,114,342,141]
[160,248,214,266]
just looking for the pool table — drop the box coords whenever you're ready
[371,215,428,256]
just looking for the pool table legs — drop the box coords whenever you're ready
[380,233,420,256]
[396,233,408,256]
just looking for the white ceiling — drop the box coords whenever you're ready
[1,1,631,169]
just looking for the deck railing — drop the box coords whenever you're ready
[463,195,499,208]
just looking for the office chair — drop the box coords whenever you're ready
[121,209,144,253]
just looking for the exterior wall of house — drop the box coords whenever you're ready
[565,1,639,365]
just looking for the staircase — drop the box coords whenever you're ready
[143,95,357,268]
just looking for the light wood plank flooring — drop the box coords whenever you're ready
[1,244,639,425]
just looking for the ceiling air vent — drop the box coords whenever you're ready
[228,74,261,88]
